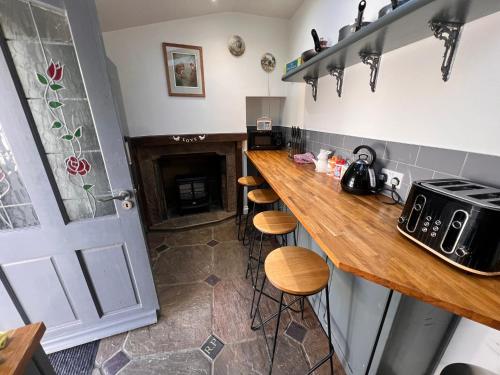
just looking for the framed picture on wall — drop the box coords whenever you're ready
[162,43,205,97]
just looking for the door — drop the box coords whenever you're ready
[0,0,158,352]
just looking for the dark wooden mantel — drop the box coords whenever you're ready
[128,133,246,228]
[128,133,247,147]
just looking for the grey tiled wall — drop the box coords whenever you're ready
[282,127,500,201]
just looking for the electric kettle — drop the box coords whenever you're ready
[341,145,378,195]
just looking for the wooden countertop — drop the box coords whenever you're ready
[247,151,500,330]
[0,323,45,375]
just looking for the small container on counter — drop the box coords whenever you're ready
[333,158,347,180]
[327,156,338,176]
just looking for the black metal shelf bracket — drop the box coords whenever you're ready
[429,21,463,82]
[328,67,344,98]
[304,77,318,101]
[360,52,381,92]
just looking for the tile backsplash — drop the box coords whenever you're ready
[281,127,500,201]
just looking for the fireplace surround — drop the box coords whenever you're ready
[128,133,246,229]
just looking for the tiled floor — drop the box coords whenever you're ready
[92,219,346,375]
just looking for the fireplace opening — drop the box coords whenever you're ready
[158,153,226,219]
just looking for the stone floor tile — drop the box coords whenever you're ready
[205,274,221,287]
[154,245,213,285]
[164,227,213,247]
[213,337,268,375]
[302,327,346,375]
[156,244,168,253]
[213,241,247,280]
[213,219,239,242]
[286,296,321,330]
[206,239,219,247]
[200,334,225,360]
[272,335,311,375]
[101,351,130,375]
[95,332,127,367]
[119,351,211,375]
[213,279,291,343]
[214,335,309,375]
[285,321,307,343]
[146,232,165,249]
[125,284,212,356]
[213,278,259,344]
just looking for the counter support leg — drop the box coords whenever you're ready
[365,289,394,375]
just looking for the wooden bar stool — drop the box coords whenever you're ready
[237,176,265,240]
[242,188,279,246]
[247,210,298,316]
[251,246,334,375]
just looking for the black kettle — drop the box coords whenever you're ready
[341,145,378,195]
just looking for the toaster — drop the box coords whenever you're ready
[397,179,500,276]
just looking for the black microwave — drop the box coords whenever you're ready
[248,130,283,150]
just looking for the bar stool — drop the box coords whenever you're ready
[247,211,298,316]
[242,188,279,246]
[237,176,265,241]
[251,246,334,375]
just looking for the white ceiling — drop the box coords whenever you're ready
[95,0,305,32]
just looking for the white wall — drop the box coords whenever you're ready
[283,0,500,156]
[103,12,289,137]
[434,318,500,374]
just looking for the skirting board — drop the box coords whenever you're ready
[41,309,157,354]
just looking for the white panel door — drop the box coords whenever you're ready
[0,0,158,352]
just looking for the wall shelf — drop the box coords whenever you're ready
[282,0,500,95]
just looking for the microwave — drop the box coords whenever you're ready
[248,130,283,150]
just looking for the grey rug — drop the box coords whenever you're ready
[48,341,99,375]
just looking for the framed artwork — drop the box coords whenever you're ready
[162,43,205,97]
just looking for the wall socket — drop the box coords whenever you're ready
[381,168,404,189]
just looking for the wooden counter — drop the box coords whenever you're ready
[246,151,500,330]
[0,323,46,375]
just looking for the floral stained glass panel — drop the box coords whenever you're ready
[0,0,116,220]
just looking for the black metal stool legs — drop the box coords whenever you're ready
[307,283,334,375]
[251,279,335,375]
[269,291,285,375]
[250,231,264,317]
[250,277,311,375]
[242,201,256,246]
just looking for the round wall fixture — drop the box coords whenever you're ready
[228,35,245,56]
[261,52,276,73]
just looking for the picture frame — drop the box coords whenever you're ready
[162,43,205,97]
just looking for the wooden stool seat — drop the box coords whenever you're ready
[265,247,330,296]
[247,189,279,205]
[238,175,265,187]
[253,211,297,235]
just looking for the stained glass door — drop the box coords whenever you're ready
[0,0,158,352]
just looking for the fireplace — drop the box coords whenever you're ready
[128,133,245,229]
[158,152,226,216]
